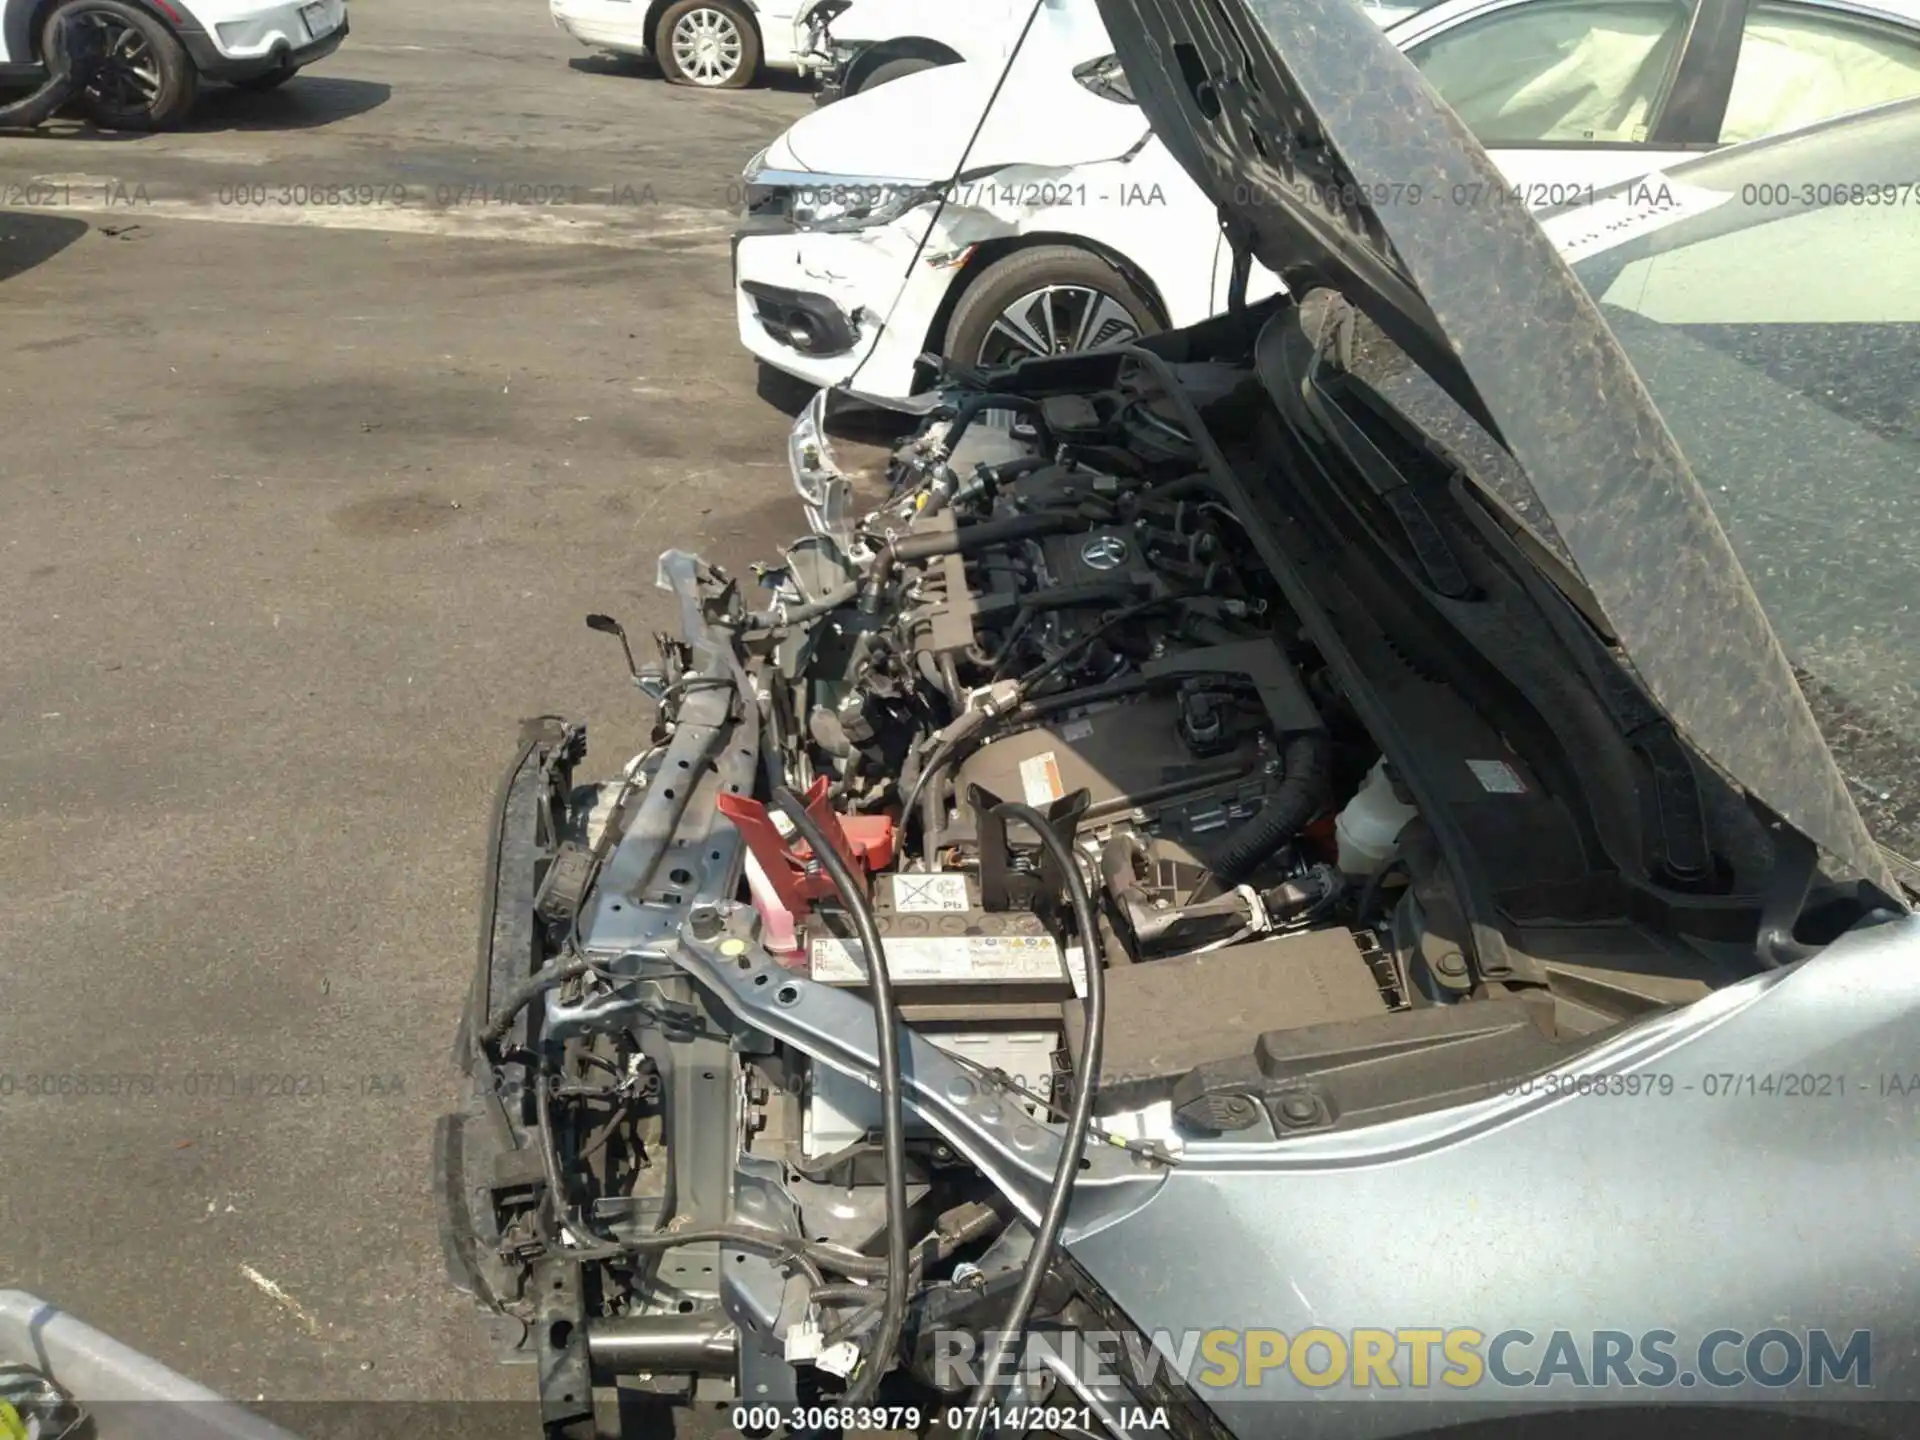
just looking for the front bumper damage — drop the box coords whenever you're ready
[434,716,595,1426]
[792,1,854,102]
[802,41,858,105]
[733,162,1135,396]
[739,279,861,358]
[436,551,1160,1429]
[733,218,959,394]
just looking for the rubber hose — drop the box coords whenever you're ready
[1210,731,1333,884]
[862,511,1074,611]
[942,393,1050,459]
[742,579,858,632]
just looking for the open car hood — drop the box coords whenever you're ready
[1089,0,1896,893]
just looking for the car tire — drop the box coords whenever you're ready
[232,65,299,91]
[851,55,938,94]
[42,0,197,130]
[943,246,1160,371]
[654,0,759,88]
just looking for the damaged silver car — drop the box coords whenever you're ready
[435,0,1920,1433]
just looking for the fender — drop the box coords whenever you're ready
[9,0,196,73]
[841,33,962,92]
[925,231,1175,362]
[829,0,1023,64]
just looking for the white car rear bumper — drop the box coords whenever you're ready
[549,0,650,55]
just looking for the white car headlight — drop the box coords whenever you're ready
[789,180,934,232]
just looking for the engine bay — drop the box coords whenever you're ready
[437,312,1884,1435]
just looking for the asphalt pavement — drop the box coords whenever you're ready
[0,2,829,1428]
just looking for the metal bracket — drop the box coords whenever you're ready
[532,1255,593,1437]
[968,784,1091,914]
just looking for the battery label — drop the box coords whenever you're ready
[888,872,971,913]
[810,933,1068,985]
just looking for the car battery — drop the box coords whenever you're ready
[802,871,1079,1023]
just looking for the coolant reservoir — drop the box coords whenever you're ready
[1335,759,1419,876]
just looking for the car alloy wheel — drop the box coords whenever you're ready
[977,283,1144,367]
[670,6,745,86]
[42,0,198,128]
[69,9,161,116]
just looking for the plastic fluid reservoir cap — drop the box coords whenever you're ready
[1335,758,1419,876]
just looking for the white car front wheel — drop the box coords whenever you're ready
[945,247,1160,370]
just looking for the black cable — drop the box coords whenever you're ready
[900,735,958,849]
[845,0,1050,393]
[902,597,1198,855]
[810,1282,882,1308]
[902,594,1193,829]
[958,802,1107,1438]
[740,579,860,633]
[1210,730,1334,884]
[939,393,1052,461]
[535,1065,607,1252]
[771,786,910,1404]
[1355,841,1412,927]
[914,745,959,867]
[1016,596,1186,694]
[477,956,598,1051]
[822,1295,886,1348]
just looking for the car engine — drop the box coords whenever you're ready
[439,330,1803,1436]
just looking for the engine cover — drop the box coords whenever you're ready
[953,692,1281,847]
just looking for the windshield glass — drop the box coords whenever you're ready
[1563,101,1920,860]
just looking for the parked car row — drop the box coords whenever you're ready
[544,0,1000,91]
[0,0,347,128]
[727,0,1920,400]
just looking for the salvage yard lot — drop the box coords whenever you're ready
[0,0,818,1420]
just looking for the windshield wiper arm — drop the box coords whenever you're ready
[1271,299,1473,601]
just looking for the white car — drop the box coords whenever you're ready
[797,0,1033,101]
[0,0,346,127]
[800,0,1418,101]
[736,0,1920,397]
[550,0,830,87]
